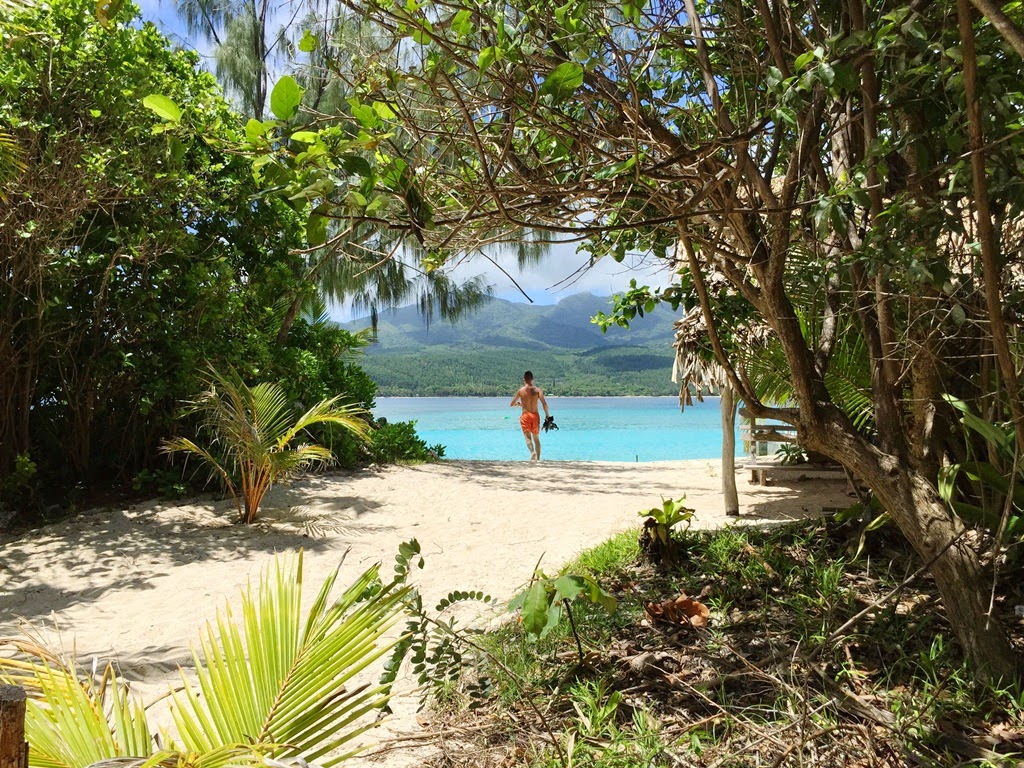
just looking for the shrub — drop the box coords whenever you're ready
[368,420,442,463]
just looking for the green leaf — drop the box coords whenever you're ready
[341,155,373,177]
[350,103,378,129]
[450,9,473,37]
[541,62,585,100]
[831,63,858,92]
[412,20,433,44]
[938,464,959,502]
[553,574,586,601]
[521,582,551,636]
[903,17,927,40]
[168,136,186,164]
[298,30,317,52]
[478,46,499,73]
[541,602,562,637]
[622,0,645,22]
[270,76,303,121]
[594,155,636,180]
[245,118,268,143]
[794,51,816,71]
[307,210,327,247]
[290,131,319,144]
[590,585,617,614]
[373,101,397,120]
[142,94,182,123]
[944,395,1014,450]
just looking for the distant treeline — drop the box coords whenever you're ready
[362,346,679,396]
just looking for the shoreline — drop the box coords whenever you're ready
[375,394,697,399]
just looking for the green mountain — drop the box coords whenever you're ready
[343,293,682,396]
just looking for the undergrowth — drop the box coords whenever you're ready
[424,520,1024,767]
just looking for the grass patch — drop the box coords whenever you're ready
[566,529,641,577]
[423,520,1024,767]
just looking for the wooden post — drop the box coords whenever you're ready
[0,685,27,768]
[720,386,739,516]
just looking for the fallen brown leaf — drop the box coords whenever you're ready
[646,594,711,628]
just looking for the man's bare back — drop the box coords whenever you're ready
[515,384,543,414]
[510,371,550,460]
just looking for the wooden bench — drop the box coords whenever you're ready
[740,411,844,485]
[743,459,846,486]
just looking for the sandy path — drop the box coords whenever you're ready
[0,459,849,764]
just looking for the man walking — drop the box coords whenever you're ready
[510,370,550,460]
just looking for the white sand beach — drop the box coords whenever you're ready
[0,459,850,765]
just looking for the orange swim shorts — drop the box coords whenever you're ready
[520,412,540,435]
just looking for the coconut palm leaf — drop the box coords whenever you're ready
[170,551,409,765]
[0,648,155,768]
[741,326,875,434]
[1,552,410,768]
[163,367,369,522]
[0,131,26,201]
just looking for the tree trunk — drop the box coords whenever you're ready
[276,294,304,345]
[801,413,1020,682]
[721,386,739,516]
[958,0,1024,457]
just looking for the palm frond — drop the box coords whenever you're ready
[0,553,410,768]
[0,0,34,16]
[279,396,369,447]
[170,551,409,766]
[163,366,369,521]
[0,654,154,768]
[0,131,26,201]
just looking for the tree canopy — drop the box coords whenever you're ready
[243,0,1024,678]
[0,0,376,488]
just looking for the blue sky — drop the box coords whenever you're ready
[131,0,676,315]
[135,0,211,54]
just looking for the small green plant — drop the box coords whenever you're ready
[509,569,617,662]
[162,366,369,523]
[775,442,807,465]
[381,540,496,709]
[638,496,694,565]
[938,395,1023,542]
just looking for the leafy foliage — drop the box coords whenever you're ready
[638,497,694,566]
[939,395,1024,541]
[0,0,396,504]
[509,567,617,662]
[381,540,495,706]
[296,0,1024,676]
[367,419,441,463]
[455,522,1024,767]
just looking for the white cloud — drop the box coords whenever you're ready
[446,240,676,305]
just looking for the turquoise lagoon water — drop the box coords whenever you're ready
[373,396,740,462]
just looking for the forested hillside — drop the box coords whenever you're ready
[344,293,681,395]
